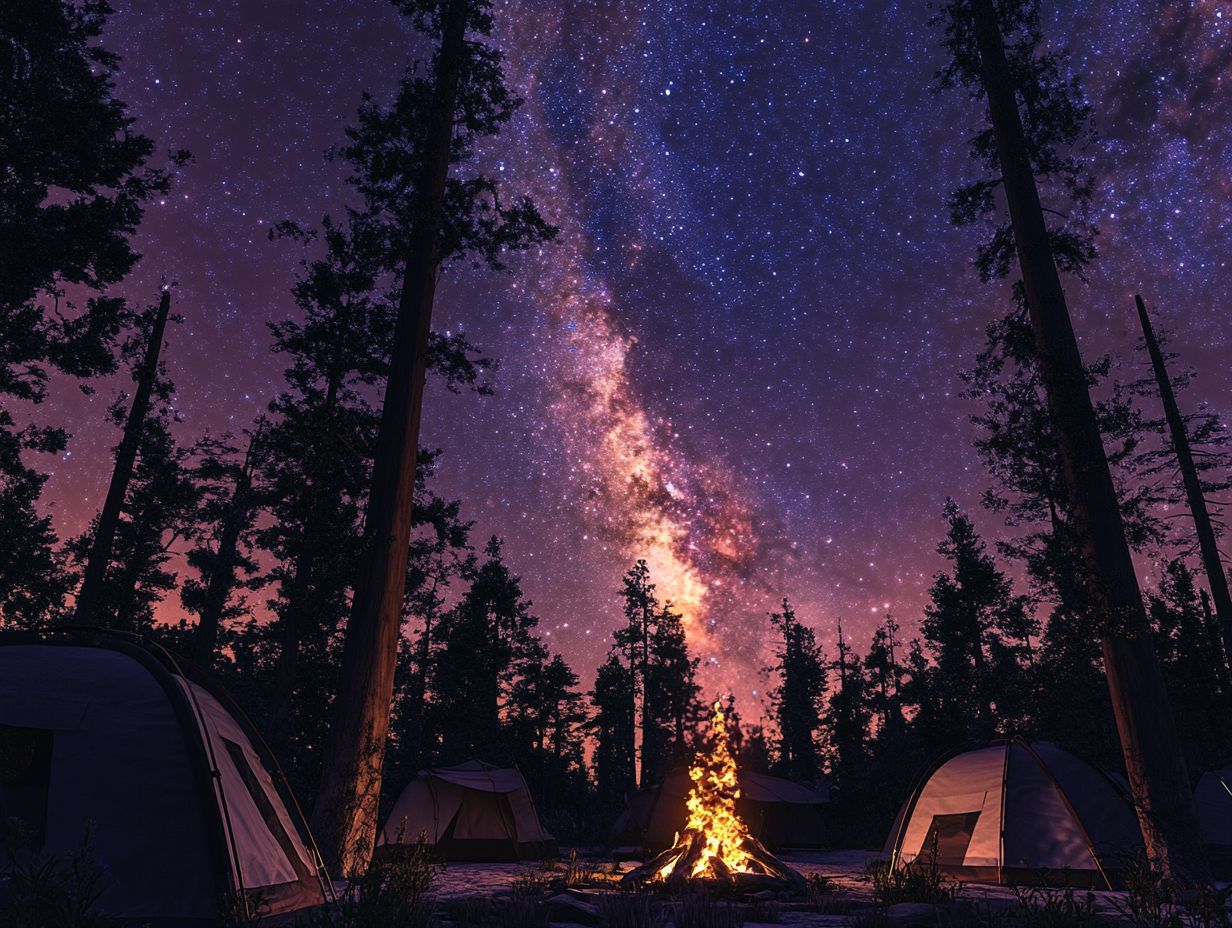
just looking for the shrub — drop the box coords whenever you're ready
[0,824,111,928]
[446,897,494,927]
[1112,852,1232,928]
[598,889,662,928]
[672,891,746,928]
[303,832,439,928]
[1012,884,1101,928]
[493,896,547,928]
[565,848,612,886]
[803,871,834,899]
[746,898,781,923]
[848,906,895,928]
[509,869,553,897]
[866,856,957,906]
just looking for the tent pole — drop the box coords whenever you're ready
[998,739,1012,885]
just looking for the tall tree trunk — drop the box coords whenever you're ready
[310,0,469,875]
[192,431,259,665]
[970,0,1207,880]
[73,289,172,627]
[1136,294,1232,674]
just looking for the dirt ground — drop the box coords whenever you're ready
[420,848,1141,926]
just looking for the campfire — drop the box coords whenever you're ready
[623,700,805,891]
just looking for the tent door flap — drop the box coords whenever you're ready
[922,811,982,866]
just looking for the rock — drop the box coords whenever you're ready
[545,892,601,925]
[611,846,642,860]
[885,902,941,926]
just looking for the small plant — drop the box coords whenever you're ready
[1177,883,1231,928]
[746,897,781,923]
[219,889,269,928]
[936,901,1014,928]
[866,855,957,906]
[598,889,662,928]
[304,832,439,928]
[564,847,608,886]
[447,897,494,927]
[0,824,111,928]
[803,871,833,899]
[1012,884,1102,928]
[509,869,553,897]
[848,906,894,928]
[1115,853,1178,928]
[673,891,746,928]
[494,896,547,928]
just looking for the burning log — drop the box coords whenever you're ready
[621,700,806,893]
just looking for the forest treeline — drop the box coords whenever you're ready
[3,0,1230,878]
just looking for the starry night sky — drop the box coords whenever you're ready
[41,1,1232,703]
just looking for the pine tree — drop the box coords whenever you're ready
[864,615,905,738]
[921,501,1034,742]
[430,537,542,763]
[67,370,198,633]
[1,1,186,628]
[254,219,390,754]
[388,452,476,783]
[180,427,263,665]
[766,599,826,784]
[508,652,588,833]
[227,215,488,798]
[589,654,637,815]
[73,289,174,625]
[613,560,659,785]
[313,0,555,871]
[1133,295,1232,675]
[936,0,1207,876]
[825,625,871,792]
[612,560,700,787]
[1147,560,1232,776]
[647,601,701,772]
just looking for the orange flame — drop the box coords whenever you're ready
[656,699,756,879]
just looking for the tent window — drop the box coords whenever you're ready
[0,724,53,848]
[922,811,981,866]
[221,738,303,878]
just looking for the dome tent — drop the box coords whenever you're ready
[1194,763,1232,877]
[0,630,330,925]
[883,739,1142,888]
[378,760,555,861]
[617,767,829,851]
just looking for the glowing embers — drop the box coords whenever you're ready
[623,701,805,890]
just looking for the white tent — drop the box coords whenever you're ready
[378,760,554,861]
[883,739,1142,888]
[0,631,330,924]
[1194,764,1232,877]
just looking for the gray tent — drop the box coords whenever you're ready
[378,761,555,861]
[1194,763,1232,877]
[884,739,1142,888]
[619,768,829,850]
[0,631,330,925]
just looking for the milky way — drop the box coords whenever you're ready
[35,0,1232,707]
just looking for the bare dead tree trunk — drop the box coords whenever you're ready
[970,0,1207,881]
[73,289,172,627]
[1135,293,1232,674]
[192,430,260,665]
[309,0,469,875]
